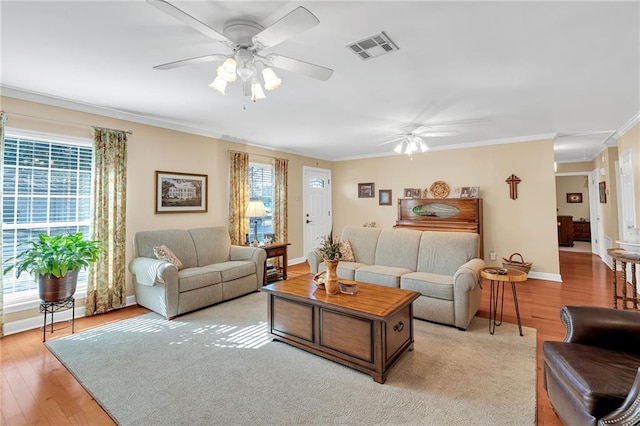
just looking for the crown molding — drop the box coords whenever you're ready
[617,111,640,137]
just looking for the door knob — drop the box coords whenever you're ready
[306,219,312,223]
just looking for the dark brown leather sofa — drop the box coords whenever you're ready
[543,306,640,425]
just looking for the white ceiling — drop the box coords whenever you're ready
[1,1,639,162]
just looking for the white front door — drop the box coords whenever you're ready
[303,167,332,259]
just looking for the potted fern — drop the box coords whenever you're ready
[3,232,103,302]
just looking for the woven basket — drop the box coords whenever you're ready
[502,253,533,274]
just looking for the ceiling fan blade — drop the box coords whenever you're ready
[411,125,432,134]
[377,137,405,146]
[252,7,319,50]
[147,0,233,47]
[263,54,333,81]
[416,131,458,137]
[153,54,228,70]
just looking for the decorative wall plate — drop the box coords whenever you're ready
[429,181,450,198]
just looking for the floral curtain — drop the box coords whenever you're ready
[229,151,249,245]
[0,113,6,337]
[273,158,288,244]
[85,128,127,316]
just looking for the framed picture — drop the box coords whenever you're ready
[566,193,582,203]
[379,189,392,206]
[155,170,208,213]
[453,187,461,198]
[460,187,471,198]
[358,182,375,198]
[599,181,607,203]
[403,188,414,198]
[470,186,479,198]
[411,188,422,198]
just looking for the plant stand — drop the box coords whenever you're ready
[39,296,75,342]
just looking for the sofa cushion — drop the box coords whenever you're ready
[400,272,454,301]
[355,265,412,288]
[340,239,355,262]
[178,267,221,292]
[417,231,479,275]
[189,227,231,266]
[341,226,382,265]
[134,229,198,269]
[543,341,640,419]
[374,229,422,271]
[153,245,184,270]
[205,261,256,282]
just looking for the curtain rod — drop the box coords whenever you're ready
[1,110,133,135]
[229,149,288,162]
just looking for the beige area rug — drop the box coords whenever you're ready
[559,241,592,253]
[46,292,536,425]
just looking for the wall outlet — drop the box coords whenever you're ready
[490,251,497,261]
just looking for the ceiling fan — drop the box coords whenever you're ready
[147,0,334,102]
[378,125,458,155]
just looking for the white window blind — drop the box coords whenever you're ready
[248,163,273,243]
[2,134,93,304]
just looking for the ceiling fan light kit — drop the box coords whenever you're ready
[148,0,333,103]
[394,137,429,157]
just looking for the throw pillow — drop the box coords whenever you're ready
[340,239,355,262]
[153,245,183,270]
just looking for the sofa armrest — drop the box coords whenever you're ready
[599,367,640,426]
[561,305,640,353]
[307,250,323,274]
[230,245,267,285]
[128,257,177,287]
[453,258,485,291]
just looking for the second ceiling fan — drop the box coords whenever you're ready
[148,0,334,102]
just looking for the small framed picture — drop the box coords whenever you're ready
[566,193,582,203]
[453,187,461,198]
[358,182,375,198]
[411,188,421,198]
[379,189,392,206]
[470,187,479,198]
[599,181,607,203]
[460,187,471,198]
[155,170,208,213]
[403,188,413,198]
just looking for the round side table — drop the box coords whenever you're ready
[481,267,527,336]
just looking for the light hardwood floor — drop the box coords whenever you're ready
[1,250,613,425]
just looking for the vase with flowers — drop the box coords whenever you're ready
[316,232,342,294]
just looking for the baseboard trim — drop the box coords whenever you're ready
[4,295,137,336]
[527,271,562,282]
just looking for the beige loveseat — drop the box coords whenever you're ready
[129,226,266,319]
[307,226,484,330]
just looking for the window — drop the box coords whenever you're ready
[248,163,273,243]
[2,133,93,304]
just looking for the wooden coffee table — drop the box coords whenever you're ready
[260,279,420,383]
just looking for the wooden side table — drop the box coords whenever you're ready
[481,267,528,336]
[607,248,639,309]
[39,296,75,342]
[262,242,290,284]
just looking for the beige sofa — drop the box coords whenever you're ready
[307,226,484,330]
[129,226,266,319]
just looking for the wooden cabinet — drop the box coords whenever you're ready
[394,198,483,257]
[573,221,591,242]
[558,216,574,247]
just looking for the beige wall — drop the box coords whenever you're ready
[556,161,592,173]
[556,175,590,220]
[1,96,331,323]
[332,139,560,277]
[599,146,620,245]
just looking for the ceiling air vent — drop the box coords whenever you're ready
[347,31,399,61]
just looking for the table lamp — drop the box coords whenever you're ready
[245,200,267,245]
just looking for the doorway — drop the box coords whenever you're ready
[555,172,598,255]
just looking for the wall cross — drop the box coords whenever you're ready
[506,174,521,200]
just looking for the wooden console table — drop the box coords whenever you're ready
[263,242,290,284]
[607,248,639,309]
